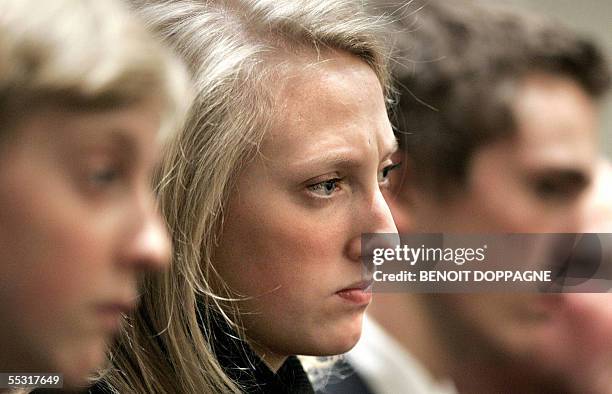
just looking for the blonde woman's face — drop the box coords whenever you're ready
[215,51,398,368]
[0,102,171,386]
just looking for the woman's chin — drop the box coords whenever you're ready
[311,316,365,356]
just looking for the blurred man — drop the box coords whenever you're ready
[322,1,611,393]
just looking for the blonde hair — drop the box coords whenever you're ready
[100,1,391,392]
[0,0,190,141]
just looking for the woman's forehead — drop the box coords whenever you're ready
[262,53,388,151]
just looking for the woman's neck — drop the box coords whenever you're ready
[248,341,288,372]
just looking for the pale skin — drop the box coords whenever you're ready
[0,102,171,388]
[375,72,610,393]
[214,51,398,371]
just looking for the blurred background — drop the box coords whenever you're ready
[495,0,612,157]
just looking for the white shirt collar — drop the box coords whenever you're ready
[347,315,457,394]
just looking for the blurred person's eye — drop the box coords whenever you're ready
[378,162,401,188]
[88,166,122,187]
[308,178,343,197]
[81,153,128,194]
[531,170,589,202]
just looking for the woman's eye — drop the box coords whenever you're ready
[308,179,341,197]
[378,162,402,184]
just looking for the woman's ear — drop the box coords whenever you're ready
[384,151,416,233]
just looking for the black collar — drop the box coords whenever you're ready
[211,317,314,394]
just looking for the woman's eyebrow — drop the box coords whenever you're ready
[290,138,399,172]
[291,151,363,172]
[384,138,399,157]
[378,136,399,160]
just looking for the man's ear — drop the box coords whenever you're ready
[384,151,416,233]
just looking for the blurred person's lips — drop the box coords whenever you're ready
[94,300,136,332]
[335,279,373,305]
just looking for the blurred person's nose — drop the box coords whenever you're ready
[121,195,172,272]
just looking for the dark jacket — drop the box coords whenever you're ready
[211,316,314,394]
[83,315,314,394]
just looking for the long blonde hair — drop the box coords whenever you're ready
[100,1,391,392]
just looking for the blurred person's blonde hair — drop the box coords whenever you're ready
[0,0,190,142]
[97,0,391,392]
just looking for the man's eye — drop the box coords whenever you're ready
[378,162,402,184]
[308,179,341,197]
[534,176,587,201]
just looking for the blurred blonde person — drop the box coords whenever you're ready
[0,0,189,389]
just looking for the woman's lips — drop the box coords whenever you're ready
[336,280,373,305]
